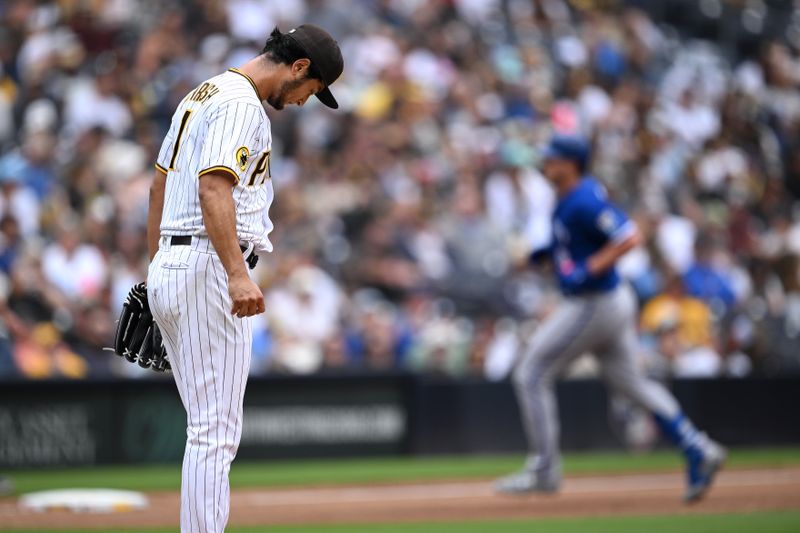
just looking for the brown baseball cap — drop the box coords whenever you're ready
[286,24,344,109]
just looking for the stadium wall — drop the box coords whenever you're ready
[0,375,798,468]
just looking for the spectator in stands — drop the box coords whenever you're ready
[344,293,412,372]
[0,215,22,275]
[752,254,800,374]
[641,275,722,378]
[41,219,107,301]
[682,234,737,316]
[266,264,344,374]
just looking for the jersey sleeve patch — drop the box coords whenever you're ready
[235,146,250,171]
[597,208,620,235]
[595,204,635,240]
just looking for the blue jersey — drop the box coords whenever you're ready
[547,177,634,295]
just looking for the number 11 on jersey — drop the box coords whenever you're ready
[168,109,193,171]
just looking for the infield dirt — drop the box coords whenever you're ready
[1,467,799,529]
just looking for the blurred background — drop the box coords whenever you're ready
[0,0,799,386]
[0,0,800,380]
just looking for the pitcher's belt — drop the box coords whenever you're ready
[168,235,258,270]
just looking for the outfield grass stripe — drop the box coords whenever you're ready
[1,511,799,533]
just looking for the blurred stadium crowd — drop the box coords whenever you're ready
[0,0,799,380]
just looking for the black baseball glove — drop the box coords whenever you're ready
[112,282,171,372]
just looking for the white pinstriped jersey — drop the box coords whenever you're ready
[155,68,275,252]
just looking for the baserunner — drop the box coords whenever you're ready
[496,135,725,503]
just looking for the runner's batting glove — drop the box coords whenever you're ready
[561,260,589,294]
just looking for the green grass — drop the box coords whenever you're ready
[2,511,800,533]
[5,447,800,495]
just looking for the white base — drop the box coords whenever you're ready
[19,489,149,513]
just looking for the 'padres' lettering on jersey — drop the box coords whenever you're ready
[156,68,275,252]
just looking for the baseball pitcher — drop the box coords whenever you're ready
[145,25,342,532]
[496,135,725,503]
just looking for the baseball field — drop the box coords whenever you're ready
[2,447,799,532]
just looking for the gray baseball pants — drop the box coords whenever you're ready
[512,283,680,477]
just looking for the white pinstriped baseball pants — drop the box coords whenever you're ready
[148,236,252,533]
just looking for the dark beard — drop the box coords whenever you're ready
[266,77,307,110]
[266,96,284,110]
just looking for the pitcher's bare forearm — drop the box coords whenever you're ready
[198,171,264,317]
[148,170,167,261]
[587,228,641,276]
[198,171,248,280]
